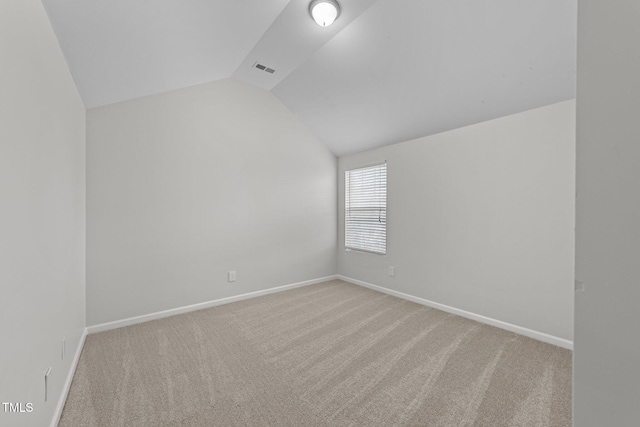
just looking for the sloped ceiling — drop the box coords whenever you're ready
[41,0,577,157]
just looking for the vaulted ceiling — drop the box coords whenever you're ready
[41,0,576,156]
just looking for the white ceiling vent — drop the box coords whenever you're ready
[253,62,276,74]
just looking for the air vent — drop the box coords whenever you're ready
[253,62,276,74]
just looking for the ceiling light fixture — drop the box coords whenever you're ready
[309,0,340,27]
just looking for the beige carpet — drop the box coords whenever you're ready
[59,280,572,426]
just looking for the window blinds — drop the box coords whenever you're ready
[345,163,387,254]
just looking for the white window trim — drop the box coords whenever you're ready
[345,162,387,255]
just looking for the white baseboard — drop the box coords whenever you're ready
[87,275,338,335]
[337,275,573,350]
[51,327,88,427]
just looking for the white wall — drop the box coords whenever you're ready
[574,1,640,424]
[338,101,575,342]
[87,79,337,326]
[0,1,86,426]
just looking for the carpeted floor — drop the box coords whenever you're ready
[59,280,572,426]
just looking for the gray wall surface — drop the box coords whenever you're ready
[0,1,87,426]
[338,101,575,342]
[574,0,640,424]
[87,79,337,326]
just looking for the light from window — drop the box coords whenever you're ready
[345,163,387,254]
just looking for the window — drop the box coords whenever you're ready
[345,162,387,254]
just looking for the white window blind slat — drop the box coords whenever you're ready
[345,163,387,255]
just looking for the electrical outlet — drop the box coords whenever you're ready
[228,271,236,282]
[389,266,395,277]
[62,337,66,360]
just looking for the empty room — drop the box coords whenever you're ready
[2,0,639,426]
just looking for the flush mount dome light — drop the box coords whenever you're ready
[309,0,340,27]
